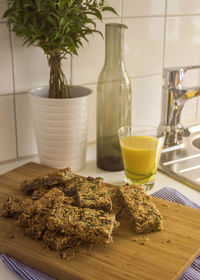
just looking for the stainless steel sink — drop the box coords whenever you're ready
[159,124,200,191]
[193,137,200,149]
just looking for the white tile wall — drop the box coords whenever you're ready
[181,99,198,122]
[12,34,70,93]
[12,34,50,93]
[164,16,200,68]
[167,0,200,15]
[0,1,7,21]
[132,75,162,126]
[72,18,120,85]
[123,0,165,17]
[0,95,17,162]
[103,0,121,18]
[123,17,164,77]
[0,0,200,164]
[0,23,13,94]
[15,93,38,157]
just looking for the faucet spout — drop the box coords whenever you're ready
[159,66,200,147]
[172,87,200,126]
[182,87,200,100]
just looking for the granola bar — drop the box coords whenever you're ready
[31,189,48,200]
[61,176,86,197]
[76,177,113,212]
[1,196,33,218]
[43,230,82,251]
[20,168,75,195]
[30,177,80,200]
[19,188,72,239]
[119,184,163,233]
[107,184,124,216]
[47,206,118,245]
[58,176,103,197]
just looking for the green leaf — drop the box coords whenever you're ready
[36,0,41,11]
[46,15,57,27]
[69,0,75,8]
[3,7,14,18]
[59,17,65,26]
[91,7,102,20]
[2,0,117,98]
[55,32,61,39]
[102,6,118,16]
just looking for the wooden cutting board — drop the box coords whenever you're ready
[0,162,200,280]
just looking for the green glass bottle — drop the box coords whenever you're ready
[97,23,132,171]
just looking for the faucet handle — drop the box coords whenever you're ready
[184,65,200,72]
[183,127,190,137]
[163,65,200,89]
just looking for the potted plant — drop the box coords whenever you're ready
[4,0,116,171]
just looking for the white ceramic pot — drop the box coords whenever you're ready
[29,85,92,171]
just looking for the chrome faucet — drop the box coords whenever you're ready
[160,65,200,147]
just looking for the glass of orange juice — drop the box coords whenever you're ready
[118,126,165,191]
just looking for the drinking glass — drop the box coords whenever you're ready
[118,126,165,191]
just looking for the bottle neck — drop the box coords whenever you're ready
[104,24,126,66]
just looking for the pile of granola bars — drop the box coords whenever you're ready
[1,168,163,252]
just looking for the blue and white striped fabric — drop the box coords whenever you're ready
[1,187,200,280]
[152,187,200,210]
[1,254,55,280]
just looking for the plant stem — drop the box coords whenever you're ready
[48,54,70,98]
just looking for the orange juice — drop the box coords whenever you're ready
[120,135,161,184]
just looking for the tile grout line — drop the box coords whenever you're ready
[1,14,200,25]
[68,74,163,88]
[121,15,165,19]
[0,91,27,97]
[1,73,163,97]
[114,14,200,19]
[1,13,200,24]
[158,0,167,126]
[0,154,38,167]
[8,23,19,159]
[166,13,200,17]
[120,0,123,23]
[132,73,162,79]
[162,0,168,71]
[0,73,163,97]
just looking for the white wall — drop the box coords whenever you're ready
[0,0,200,163]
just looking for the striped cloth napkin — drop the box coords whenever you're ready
[1,187,200,280]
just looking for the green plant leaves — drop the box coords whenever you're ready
[90,7,102,20]
[102,6,118,15]
[3,0,117,98]
[36,0,41,11]
[3,0,117,57]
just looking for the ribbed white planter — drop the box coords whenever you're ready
[29,86,91,171]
